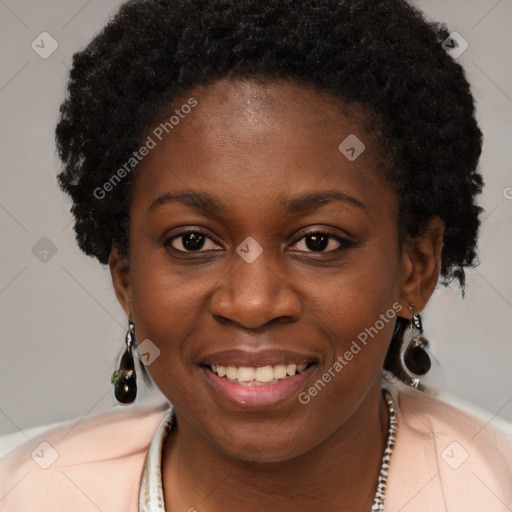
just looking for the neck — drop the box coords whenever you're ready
[162,385,389,512]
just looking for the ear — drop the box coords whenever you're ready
[109,244,132,317]
[398,217,445,316]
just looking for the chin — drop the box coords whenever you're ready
[204,418,321,464]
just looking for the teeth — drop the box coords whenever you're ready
[238,366,255,381]
[273,364,287,379]
[286,364,297,376]
[254,366,274,382]
[226,366,238,380]
[211,363,309,383]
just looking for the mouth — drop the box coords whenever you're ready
[199,350,318,409]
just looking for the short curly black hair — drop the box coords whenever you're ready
[56,0,483,289]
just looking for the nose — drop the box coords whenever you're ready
[209,247,302,332]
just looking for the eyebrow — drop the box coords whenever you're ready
[148,191,228,215]
[148,189,364,215]
[281,190,364,213]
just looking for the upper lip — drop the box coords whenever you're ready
[199,348,318,367]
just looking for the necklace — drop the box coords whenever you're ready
[139,388,398,512]
[371,389,398,511]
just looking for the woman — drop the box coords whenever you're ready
[1,0,511,510]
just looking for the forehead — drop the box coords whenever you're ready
[131,78,395,222]
[166,79,373,152]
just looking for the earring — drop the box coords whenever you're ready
[403,306,431,377]
[111,318,137,404]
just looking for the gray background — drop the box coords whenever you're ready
[1,0,511,439]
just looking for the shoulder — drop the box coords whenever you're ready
[386,378,512,511]
[0,401,171,512]
[394,379,512,455]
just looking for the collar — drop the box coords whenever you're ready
[139,408,175,511]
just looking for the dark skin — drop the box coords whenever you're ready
[110,79,444,512]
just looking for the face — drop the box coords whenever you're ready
[111,78,431,462]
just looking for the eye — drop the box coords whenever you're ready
[166,229,354,254]
[289,231,350,253]
[166,230,222,252]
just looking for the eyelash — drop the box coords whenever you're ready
[165,229,355,254]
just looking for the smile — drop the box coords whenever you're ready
[210,363,309,385]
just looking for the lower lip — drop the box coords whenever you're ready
[201,365,316,410]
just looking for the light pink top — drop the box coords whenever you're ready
[1,379,511,511]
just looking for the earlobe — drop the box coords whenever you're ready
[399,217,445,314]
[109,245,132,316]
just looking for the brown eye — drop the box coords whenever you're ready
[167,231,221,252]
[290,231,347,253]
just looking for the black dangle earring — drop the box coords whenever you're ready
[111,318,137,404]
[403,306,431,378]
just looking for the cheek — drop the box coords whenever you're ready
[302,244,402,399]
[129,233,210,322]
[127,251,205,373]
[130,268,207,340]
[308,287,398,390]
[316,244,401,342]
